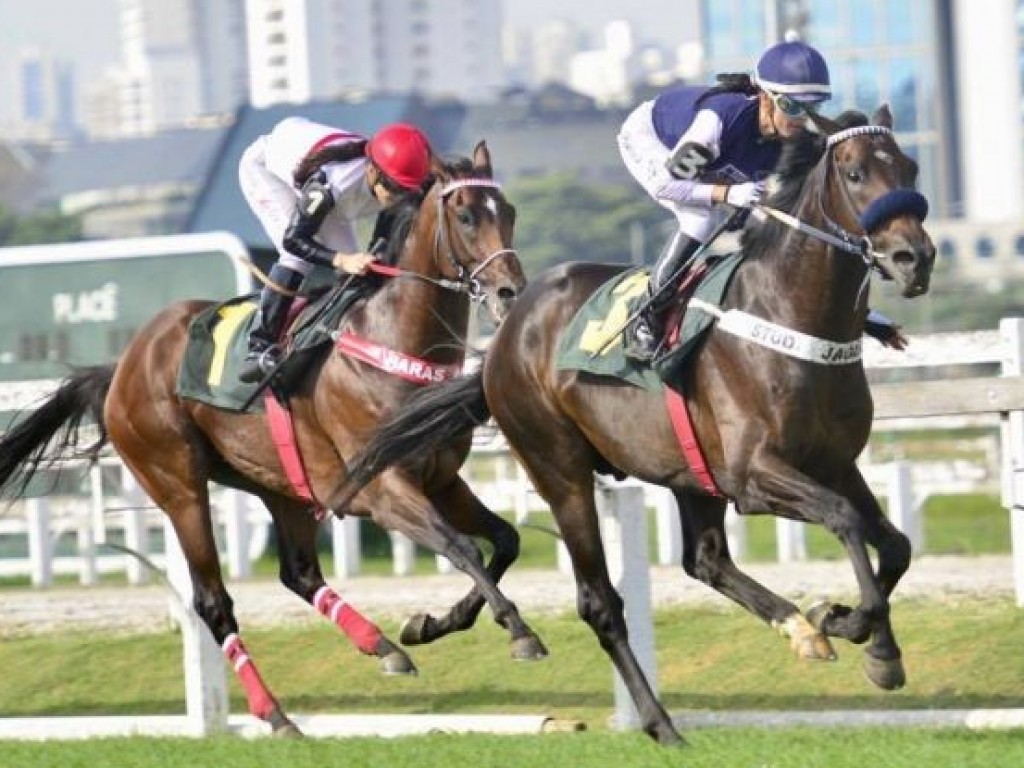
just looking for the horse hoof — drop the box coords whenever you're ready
[268,709,303,738]
[805,599,834,633]
[399,613,433,646]
[794,633,837,662]
[381,648,418,676]
[511,634,549,661]
[272,722,304,738]
[863,652,905,691]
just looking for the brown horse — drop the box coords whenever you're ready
[328,107,936,744]
[0,143,547,735]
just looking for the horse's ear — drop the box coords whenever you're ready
[429,151,448,182]
[473,140,493,178]
[807,109,841,136]
[872,103,894,129]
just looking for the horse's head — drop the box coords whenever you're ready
[806,105,936,297]
[424,142,526,324]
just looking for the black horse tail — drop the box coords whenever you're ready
[0,364,115,501]
[329,370,490,513]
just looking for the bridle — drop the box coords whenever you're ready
[367,176,518,306]
[754,125,929,281]
[432,177,519,302]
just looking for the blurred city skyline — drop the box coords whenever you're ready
[0,0,695,130]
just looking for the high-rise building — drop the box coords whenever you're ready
[117,0,248,135]
[698,0,1023,222]
[12,50,76,142]
[245,0,505,107]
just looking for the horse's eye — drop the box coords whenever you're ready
[456,209,475,228]
[846,169,865,184]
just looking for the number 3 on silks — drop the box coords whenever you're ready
[666,141,714,180]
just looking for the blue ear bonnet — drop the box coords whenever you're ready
[859,188,929,233]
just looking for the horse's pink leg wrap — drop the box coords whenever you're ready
[313,585,382,654]
[222,633,276,720]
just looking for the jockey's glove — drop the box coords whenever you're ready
[725,180,765,209]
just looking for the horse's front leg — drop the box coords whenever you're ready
[400,477,547,660]
[741,455,904,690]
[677,489,836,662]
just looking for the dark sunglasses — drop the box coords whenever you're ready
[767,91,816,119]
[371,166,408,195]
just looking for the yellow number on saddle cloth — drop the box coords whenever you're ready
[208,302,257,386]
[577,272,649,356]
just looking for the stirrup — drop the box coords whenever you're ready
[623,319,660,364]
[239,345,282,383]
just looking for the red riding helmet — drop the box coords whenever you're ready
[366,123,432,190]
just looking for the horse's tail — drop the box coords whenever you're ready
[329,370,490,512]
[0,364,115,501]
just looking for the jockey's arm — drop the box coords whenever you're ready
[282,171,339,268]
[657,109,734,206]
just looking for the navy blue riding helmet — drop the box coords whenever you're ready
[754,40,832,116]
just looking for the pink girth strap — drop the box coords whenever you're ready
[662,262,723,497]
[335,332,462,384]
[263,392,327,520]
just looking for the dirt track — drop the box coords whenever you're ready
[0,554,1014,638]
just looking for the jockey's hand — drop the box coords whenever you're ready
[724,180,765,209]
[865,318,909,350]
[332,251,377,275]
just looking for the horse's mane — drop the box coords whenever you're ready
[375,155,482,266]
[740,110,870,256]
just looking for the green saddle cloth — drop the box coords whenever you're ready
[555,252,746,392]
[176,283,365,412]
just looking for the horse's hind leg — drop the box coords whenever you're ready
[399,477,548,660]
[116,458,298,734]
[518,451,681,745]
[264,494,416,675]
[677,490,835,661]
[368,473,543,661]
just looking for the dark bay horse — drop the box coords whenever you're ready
[0,144,547,735]
[328,107,936,744]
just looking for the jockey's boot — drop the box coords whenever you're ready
[624,231,702,364]
[239,264,305,384]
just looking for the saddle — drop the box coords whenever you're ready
[176,279,369,412]
[555,252,747,392]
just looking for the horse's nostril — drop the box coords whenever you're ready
[892,250,916,266]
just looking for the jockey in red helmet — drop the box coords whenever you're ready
[237,117,434,383]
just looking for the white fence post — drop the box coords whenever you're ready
[999,317,1024,606]
[89,462,106,545]
[649,485,682,566]
[724,503,747,561]
[775,519,807,562]
[222,491,252,580]
[888,461,924,551]
[77,515,97,586]
[26,498,52,587]
[597,484,656,731]
[332,516,362,578]
[120,471,149,585]
[390,531,416,576]
[162,517,229,735]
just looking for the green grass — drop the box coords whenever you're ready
[2,600,1024,766]
[2,599,1023,725]
[2,729,1024,768]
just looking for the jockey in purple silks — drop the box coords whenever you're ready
[618,40,903,362]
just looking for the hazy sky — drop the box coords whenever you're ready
[0,0,691,125]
